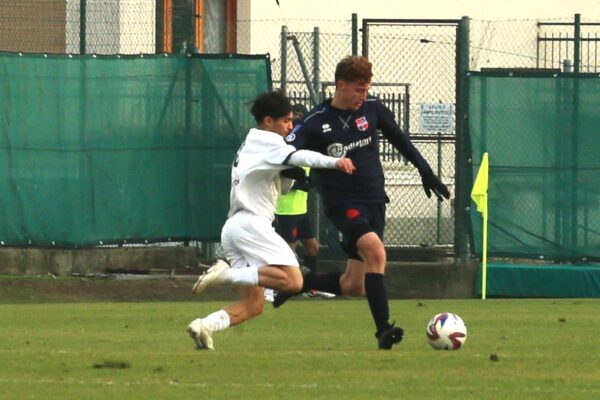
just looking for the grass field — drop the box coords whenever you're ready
[1,298,599,400]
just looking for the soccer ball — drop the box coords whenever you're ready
[426,312,467,350]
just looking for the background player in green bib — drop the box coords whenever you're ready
[274,104,320,273]
[275,167,320,271]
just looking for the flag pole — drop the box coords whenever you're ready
[470,152,489,300]
[481,197,488,300]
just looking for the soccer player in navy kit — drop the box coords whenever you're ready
[187,91,355,350]
[274,56,450,349]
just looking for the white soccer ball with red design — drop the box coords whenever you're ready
[426,312,467,350]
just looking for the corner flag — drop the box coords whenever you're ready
[471,152,489,216]
[471,153,489,299]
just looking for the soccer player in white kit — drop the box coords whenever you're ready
[186,91,355,350]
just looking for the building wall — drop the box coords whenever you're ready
[246,0,600,21]
[236,0,600,58]
[0,0,66,53]
[0,0,155,55]
[119,1,155,54]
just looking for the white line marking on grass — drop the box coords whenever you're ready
[0,377,345,390]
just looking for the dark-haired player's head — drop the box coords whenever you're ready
[250,91,294,137]
[250,91,292,123]
[333,56,373,111]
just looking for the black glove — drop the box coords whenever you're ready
[419,168,450,201]
[291,176,316,192]
[280,167,306,181]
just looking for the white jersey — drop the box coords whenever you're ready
[228,128,297,220]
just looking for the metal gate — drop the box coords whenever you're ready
[361,19,463,252]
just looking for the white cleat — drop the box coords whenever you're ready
[186,318,214,351]
[314,290,336,299]
[192,259,230,294]
[302,290,336,299]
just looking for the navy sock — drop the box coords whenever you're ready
[303,255,317,272]
[365,273,391,334]
[303,271,342,295]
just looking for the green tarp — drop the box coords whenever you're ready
[469,73,600,261]
[476,263,600,298]
[0,52,270,246]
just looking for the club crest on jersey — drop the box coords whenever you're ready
[322,123,332,133]
[355,116,369,131]
[284,132,296,142]
[327,142,346,157]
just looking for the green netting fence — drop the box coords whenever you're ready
[0,52,270,247]
[468,72,600,262]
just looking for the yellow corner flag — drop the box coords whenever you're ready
[471,153,489,299]
[471,153,489,216]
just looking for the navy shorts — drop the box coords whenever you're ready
[274,214,315,243]
[325,203,386,260]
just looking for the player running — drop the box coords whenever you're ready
[186,90,354,350]
[273,56,450,350]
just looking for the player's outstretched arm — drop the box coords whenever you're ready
[287,149,349,171]
[335,157,355,174]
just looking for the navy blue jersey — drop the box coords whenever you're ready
[284,96,432,209]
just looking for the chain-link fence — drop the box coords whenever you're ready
[470,18,600,72]
[270,15,600,258]
[2,6,598,68]
[274,19,457,254]
[0,0,156,54]
[2,4,600,260]
[359,20,457,252]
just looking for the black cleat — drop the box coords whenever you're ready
[272,266,310,308]
[376,323,404,350]
[272,290,297,308]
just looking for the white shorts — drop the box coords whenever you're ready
[221,211,300,270]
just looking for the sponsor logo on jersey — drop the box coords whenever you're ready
[355,116,369,131]
[322,123,332,133]
[345,136,372,151]
[327,136,372,157]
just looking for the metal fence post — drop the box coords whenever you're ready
[361,19,368,57]
[455,16,471,264]
[313,27,320,97]
[290,35,318,106]
[80,0,86,54]
[281,26,288,93]
[352,13,358,56]
[437,130,442,244]
[574,13,581,73]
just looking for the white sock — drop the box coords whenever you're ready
[202,310,231,332]
[220,266,259,286]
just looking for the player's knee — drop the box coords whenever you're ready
[282,268,304,293]
[369,248,386,267]
[358,243,386,271]
[286,278,303,294]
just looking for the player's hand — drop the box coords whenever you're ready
[419,168,450,201]
[335,157,355,174]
